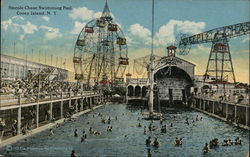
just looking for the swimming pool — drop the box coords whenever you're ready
[0,104,249,157]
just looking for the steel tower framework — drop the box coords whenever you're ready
[179,22,250,84]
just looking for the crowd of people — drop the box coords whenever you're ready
[0,79,85,99]
[196,89,248,105]
[203,137,242,153]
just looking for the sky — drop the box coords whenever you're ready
[1,0,249,83]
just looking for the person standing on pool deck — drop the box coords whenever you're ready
[0,118,5,144]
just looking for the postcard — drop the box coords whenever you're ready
[0,0,249,156]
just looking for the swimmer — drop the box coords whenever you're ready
[161,125,167,133]
[102,119,106,124]
[170,123,173,127]
[107,117,111,124]
[115,116,118,120]
[203,143,209,153]
[49,129,54,135]
[107,126,112,132]
[83,133,87,139]
[179,138,183,145]
[222,140,229,146]
[235,137,242,145]
[94,131,101,136]
[81,136,86,142]
[144,126,147,134]
[74,129,78,137]
[145,136,152,145]
[56,123,60,128]
[147,149,152,157]
[160,119,163,125]
[175,137,181,146]
[89,127,94,133]
[152,125,157,131]
[148,124,152,132]
[196,115,199,121]
[153,138,160,147]
[138,123,142,127]
[71,150,78,157]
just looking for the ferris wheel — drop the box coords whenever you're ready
[73,1,128,86]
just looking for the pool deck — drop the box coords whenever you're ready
[192,107,250,130]
[0,105,103,148]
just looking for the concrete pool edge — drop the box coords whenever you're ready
[191,107,250,130]
[0,105,103,148]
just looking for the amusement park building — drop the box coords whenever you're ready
[126,46,196,106]
[0,54,68,81]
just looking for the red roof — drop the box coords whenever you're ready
[166,45,177,49]
[215,43,227,47]
[208,80,232,84]
[235,85,245,88]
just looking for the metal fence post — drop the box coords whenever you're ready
[17,95,22,134]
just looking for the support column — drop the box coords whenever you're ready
[69,92,71,107]
[36,104,39,128]
[36,92,40,128]
[81,97,84,111]
[234,105,237,123]
[199,99,202,109]
[203,100,206,111]
[246,107,249,126]
[90,97,92,107]
[226,103,228,119]
[60,92,63,119]
[133,86,135,96]
[74,100,78,113]
[50,102,53,120]
[212,101,215,114]
[17,95,22,134]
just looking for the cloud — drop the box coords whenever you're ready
[42,16,50,22]
[12,16,25,21]
[94,12,102,18]
[155,19,206,46]
[69,7,115,21]
[125,36,134,46]
[70,21,86,34]
[1,18,21,32]
[129,24,151,38]
[190,45,210,55]
[128,24,151,45]
[21,21,38,34]
[69,7,96,21]
[40,25,62,40]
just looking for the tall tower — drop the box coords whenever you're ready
[204,34,236,84]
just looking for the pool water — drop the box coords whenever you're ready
[0,104,249,157]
